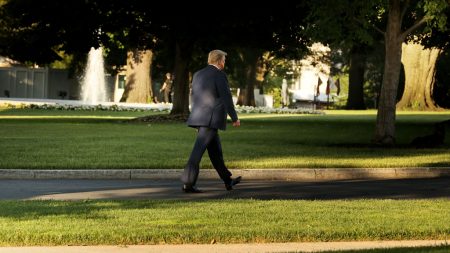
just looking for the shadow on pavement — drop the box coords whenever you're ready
[0,177,448,200]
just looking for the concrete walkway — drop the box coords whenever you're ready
[0,240,448,253]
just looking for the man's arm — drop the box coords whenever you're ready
[216,72,238,123]
[160,82,167,92]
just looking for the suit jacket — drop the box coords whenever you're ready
[187,65,238,130]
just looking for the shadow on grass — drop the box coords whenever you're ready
[326,143,450,149]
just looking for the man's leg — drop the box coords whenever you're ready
[207,132,232,184]
[181,127,216,187]
[164,91,169,103]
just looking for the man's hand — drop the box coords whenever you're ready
[232,119,241,127]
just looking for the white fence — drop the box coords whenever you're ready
[0,67,80,100]
[0,67,116,101]
[0,67,49,99]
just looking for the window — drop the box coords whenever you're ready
[118,75,126,89]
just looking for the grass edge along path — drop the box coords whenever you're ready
[0,199,448,246]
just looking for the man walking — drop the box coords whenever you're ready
[181,49,241,193]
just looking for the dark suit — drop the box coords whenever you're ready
[182,65,238,186]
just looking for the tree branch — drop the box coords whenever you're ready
[400,0,410,22]
[401,16,428,40]
[353,16,385,36]
[373,25,386,36]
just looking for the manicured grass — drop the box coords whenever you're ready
[1,109,450,169]
[299,245,450,253]
[0,199,448,246]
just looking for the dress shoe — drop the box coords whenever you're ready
[225,176,242,191]
[182,185,203,193]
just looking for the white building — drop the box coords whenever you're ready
[0,66,116,101]
[289,43,339,108]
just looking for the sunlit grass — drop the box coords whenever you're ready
[0,109,449,169]
[0,199,448,246]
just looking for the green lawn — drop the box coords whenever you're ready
[1,109,450,169]
[0,109,449,247]
[0,199,448,246]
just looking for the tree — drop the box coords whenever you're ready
[433,50,450,108]
[306,0,449,144]
[99,1,158,103]
[120,49,153,103]
[230,48,264,106]
[374,0,449,145]
[226,4,308,107]
[396,42,442,110]
[396,6,450,110]
[305,0,383,110]
[171,39,193,115]
[346,45,368,109]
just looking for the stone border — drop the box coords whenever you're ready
[0,168,449,180]
[0,240,448,253]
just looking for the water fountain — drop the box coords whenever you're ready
[80,47,107,104]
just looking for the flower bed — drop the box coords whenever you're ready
[1,102,322,114]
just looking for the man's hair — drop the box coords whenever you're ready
[208,49,227,65]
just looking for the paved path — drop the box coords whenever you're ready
[0,177,449,200]
[0,240,448,253]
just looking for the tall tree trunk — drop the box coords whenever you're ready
[237,87,247,106]
[237,62,257,106]
[170,41,191,115]
[346,46,366,109]
[120,49,153,103]
[237,49,259,106]
[244,63,257,107]
[397,42,442,110]
[374,0,403,145]
[255,56,268,94]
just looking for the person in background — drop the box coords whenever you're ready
[160,72,173,103]
[281,78,289,107]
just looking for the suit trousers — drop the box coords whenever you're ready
[181,127,232,186]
